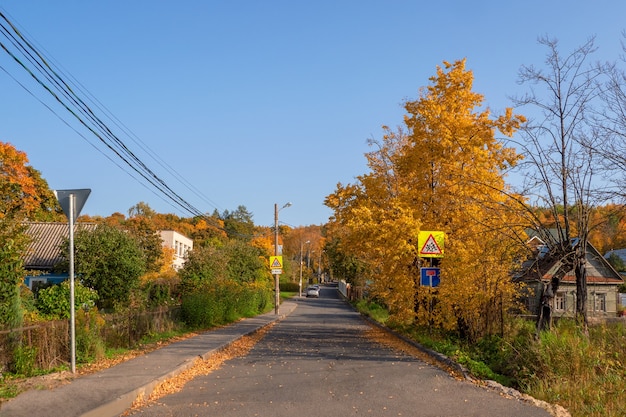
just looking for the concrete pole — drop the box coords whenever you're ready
[274,203,280,315]
[299,241,303,297]
[68,194,76,374]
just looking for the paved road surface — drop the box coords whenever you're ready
[127,286,552,417]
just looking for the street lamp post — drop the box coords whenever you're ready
[274,202,291,314]
[318,250,324,282]
[299,240,309,297]
[307,244,311,270]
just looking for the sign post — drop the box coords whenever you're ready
[54,189,90,374]
[273,202,291,314]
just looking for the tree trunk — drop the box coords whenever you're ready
[574,245,588,332]
[537,281,553,332]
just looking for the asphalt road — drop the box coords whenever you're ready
[127,286,552,417]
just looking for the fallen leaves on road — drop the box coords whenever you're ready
[363,325,465,379]
[124,324,274,414]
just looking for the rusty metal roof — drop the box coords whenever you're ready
[23,222,97,270]
[515,240,624,285]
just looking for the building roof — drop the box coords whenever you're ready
[515,239,624,285]
[605,248,626,262]
[23,222,97,270]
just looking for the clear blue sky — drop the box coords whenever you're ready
[1,1,625,227]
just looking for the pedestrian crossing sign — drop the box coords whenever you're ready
[269,256,283,269]
[418,231,444,258]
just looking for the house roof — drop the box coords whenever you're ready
[605,248,626,262]
[515,240,624,285]
[23,222,97,270]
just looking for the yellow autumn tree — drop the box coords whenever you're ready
[326,127,422,323]
[326,60,527,339]
[0,141,64,327]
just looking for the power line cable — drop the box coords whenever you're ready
[0,10,216,220]
[0,62,186,214]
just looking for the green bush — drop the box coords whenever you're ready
[280,282,300,293]
[181,281,272,328]
[63,225,146,310]
[181,289,221,328]
[75,309,106,363]
[35,280,98,319]
[0,233,27,330]
[12,345,37,376]
[142,277,179,307]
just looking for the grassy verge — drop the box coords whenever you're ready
[281,291,298,299]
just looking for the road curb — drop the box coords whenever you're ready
[360,313,474,380]
[82,302,298,417]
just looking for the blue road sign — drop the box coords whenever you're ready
[420,267,440,287]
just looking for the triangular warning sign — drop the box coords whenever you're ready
[419,234,443,255]
[270,256,282,268]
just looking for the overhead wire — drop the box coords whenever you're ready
[0,27,200,217]
[0,10,228,228]
[0,60,191,216]
[68,82,224,213]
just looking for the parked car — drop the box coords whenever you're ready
[306,286,320,298]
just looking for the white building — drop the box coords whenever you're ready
[159,230,193,270]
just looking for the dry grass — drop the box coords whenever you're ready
[524,322,626,417]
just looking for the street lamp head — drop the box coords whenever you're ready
[283,202,292,209]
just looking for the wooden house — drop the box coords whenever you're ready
[515,236,624,318]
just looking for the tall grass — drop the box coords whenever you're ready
[355,299,389,323]
[524,320,626,417]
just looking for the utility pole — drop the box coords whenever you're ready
[274,202,291,314]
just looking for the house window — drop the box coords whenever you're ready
[30,277,49,292]
[554,292,566,311]
[594,293,607,312]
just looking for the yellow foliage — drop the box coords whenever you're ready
[251,233,273,256]
[141,246,178,284]
[325,59,527,339]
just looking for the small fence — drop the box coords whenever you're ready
[338,280,366,301]
[101,306,181,349]
[0,306,181,374]
[0,320,69,372]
